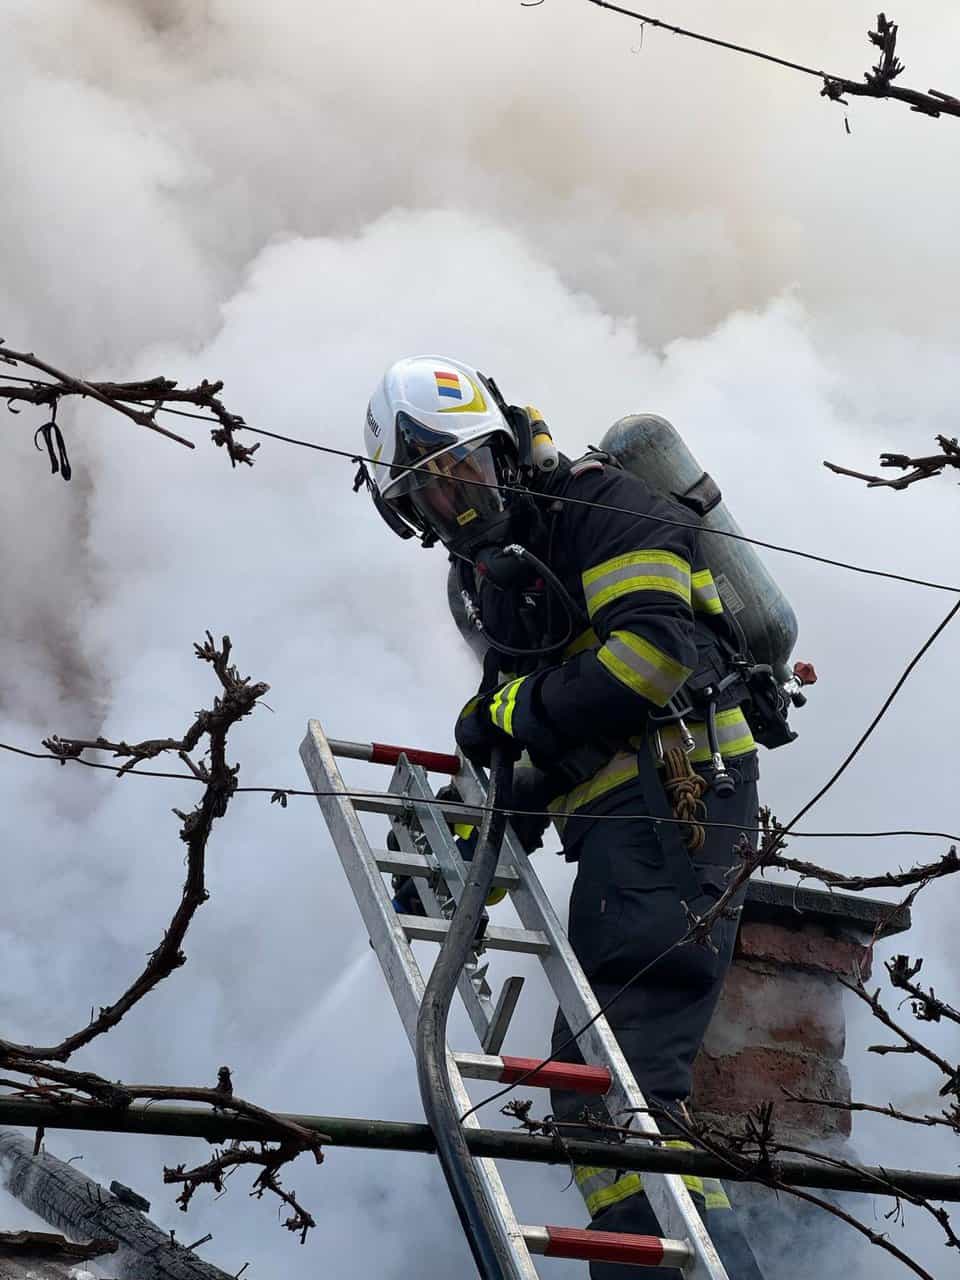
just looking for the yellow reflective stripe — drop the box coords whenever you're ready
[659,1139,733,1211]
[597,631,692,707]
[563,625,600,660]
[658,708,755,763]
[453,823,475,841]
[551,714,755,822]
[549,751,639,819]
[574,1166,644,1217]
[704,1185,732,1210]
[691,568,723,616]
[489,677,525,736]
[574,1157,730,1218]
[582,550,692,618]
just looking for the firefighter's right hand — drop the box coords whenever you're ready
[455,692,522,766]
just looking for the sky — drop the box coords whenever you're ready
[0,1,958,1276]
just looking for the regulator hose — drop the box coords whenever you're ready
[415,750,523,1279]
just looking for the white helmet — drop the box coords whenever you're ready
[362,355,520,548]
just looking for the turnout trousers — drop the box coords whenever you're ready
[549,754,765,1280]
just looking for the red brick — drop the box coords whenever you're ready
[702,964,845,1058]
[692,1046,852,1138]
[736,921,872,980]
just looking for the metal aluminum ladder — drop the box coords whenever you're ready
[300,719,729,1278]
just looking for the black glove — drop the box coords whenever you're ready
[455,692,520,766]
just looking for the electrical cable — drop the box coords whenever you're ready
[1,741,957,842]
[778,595,960,837]
[4,374,958,595]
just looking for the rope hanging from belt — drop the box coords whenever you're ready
[661,745,708,852]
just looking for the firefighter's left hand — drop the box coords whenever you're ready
[455,692,521,766]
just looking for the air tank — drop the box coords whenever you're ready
[601,415,798,684]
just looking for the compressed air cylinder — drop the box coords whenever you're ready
[601,415,798,684]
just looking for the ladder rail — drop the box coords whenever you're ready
[455,758,729,1280]
[301,720,729,1279]
[299,721,539,1278]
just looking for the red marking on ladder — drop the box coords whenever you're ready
[543,1226,668,1265]
[369,742,461,774]
[499,1056,611,1094]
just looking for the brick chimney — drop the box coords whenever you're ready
[691,883,911,1274]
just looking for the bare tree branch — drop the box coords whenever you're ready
[1,1064,328,1240]
[0,341,194,448]
[782,1089,960,1133]
[164,1139,320,1244]
[571,1097,950,1277]
[584,6,960,121]
[0,634,268,1063]
[840,972,959,1090]
[825,434,960,490]
[886,954,960,1028]
[0,341,260,467]
[776,845,960,893]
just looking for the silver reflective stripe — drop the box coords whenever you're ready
[597,630,691,707]
[574,1165,644,1217]
[582,551,692,617]
[658,708,755,763]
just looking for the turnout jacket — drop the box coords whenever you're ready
[468,457,756,817]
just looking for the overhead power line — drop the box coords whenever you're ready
[6,372,956,595]
[583,5,960,121]
[1,739,957,843]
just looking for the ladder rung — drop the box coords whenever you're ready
[398,915,551,956]
[374,849,519,889]
[329,737,461,775]
[522,1226,692,1269]
[456,1053,611,1095]
[351,792,486,824]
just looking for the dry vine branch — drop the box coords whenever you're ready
[886,953,960,1027]
[0,634,268,1062]
[584,6,960,121]
[654,1104,957,1274]
[825,434,960,490]
[782,1090,960,1133]
[0,341,259,468]
[1,1066,328,1243]
[841,971,959,1092]
[775,845,960,893]
[540,1094,950,1278]
[164,1139,320,1244]
[0,636,330,1236]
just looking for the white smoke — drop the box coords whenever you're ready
[1,2,958,1276]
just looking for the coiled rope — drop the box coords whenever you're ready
[661,745,708,852]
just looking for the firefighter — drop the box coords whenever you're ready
[360,355,766,1279]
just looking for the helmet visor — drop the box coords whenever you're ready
[386,439,506,546]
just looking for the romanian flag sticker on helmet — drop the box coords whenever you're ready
[434,370,462,400]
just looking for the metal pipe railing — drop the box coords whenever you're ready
[1,1100,957,1202]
